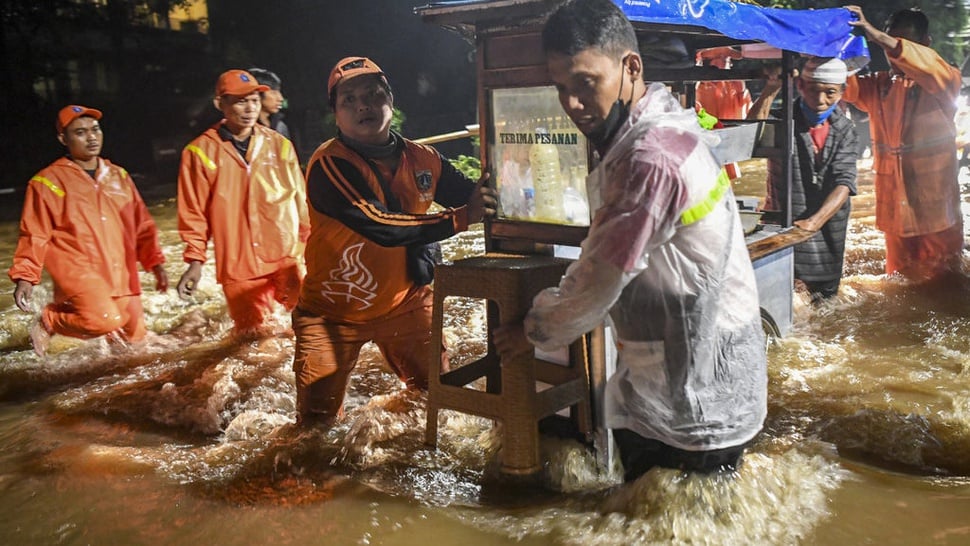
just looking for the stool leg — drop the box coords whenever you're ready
[501,419,541,475]
[499,351,541,474]
[425,404,440,448]
[574,399,593,437]
[572,336,593,436]
[425,289,446,449]
[484,301,502,393]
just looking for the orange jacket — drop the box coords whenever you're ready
[9,157,164,298]
[695,80,751,120]
[300,136,475,323]
[844,39,962,237]
[178,122,309,284]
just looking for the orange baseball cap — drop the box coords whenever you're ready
[327,56,385,99]
[215,69,270,97]
[56,105,102,133]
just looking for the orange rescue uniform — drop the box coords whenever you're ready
[695,80,751,179]
[844,39,964,278]
[9,157,165,340]
[295,135,476,423]
[178,122,309,330]
[695,80,751,121]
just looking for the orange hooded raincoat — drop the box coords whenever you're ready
[9,157,164,339]
[177,122,309,285]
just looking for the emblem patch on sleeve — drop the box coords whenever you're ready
[414,170,433,191]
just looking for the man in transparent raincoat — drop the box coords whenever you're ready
[496,0,767,482]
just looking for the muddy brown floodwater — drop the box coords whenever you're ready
[0,158,969,545]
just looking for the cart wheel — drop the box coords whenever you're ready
[761,309,780,350]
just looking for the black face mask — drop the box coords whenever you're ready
[586,57,633,152]
[587,98,630,152]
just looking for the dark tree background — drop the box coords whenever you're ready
[0,0,477,200]
[0,0,966,206]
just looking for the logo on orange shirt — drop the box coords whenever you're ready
[321,243,377,310]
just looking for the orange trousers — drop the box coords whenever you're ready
[884,223,965,280]
[44,291,146,342]
[291,286,446,425]
[222,263,302,333]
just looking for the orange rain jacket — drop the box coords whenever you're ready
[177,122,309,284]
[844,39,962,237]
[9,157,164,299]
[695,80,751,120]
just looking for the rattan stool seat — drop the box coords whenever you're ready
[425,254,592,475]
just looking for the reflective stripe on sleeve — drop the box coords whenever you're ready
[680,168,730,226]
[32,175,65,197]
[185,145,217,171]
[281,139,293,161]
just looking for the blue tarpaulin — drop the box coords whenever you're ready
[617,0,868,67]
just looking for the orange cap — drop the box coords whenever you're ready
[215,69,270,97]
[327,56,385,99]
[56,105,102,133]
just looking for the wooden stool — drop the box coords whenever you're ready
[424,254,593,475]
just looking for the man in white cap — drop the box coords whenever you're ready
[758,56,859,303]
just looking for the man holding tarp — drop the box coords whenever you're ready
[843,6,964,281]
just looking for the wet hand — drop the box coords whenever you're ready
[176,261,202,300]
[793,218,822,232]
[13,280,33,313]
[845,5,873,33]
[153,264,169,292]
[762,65,783,94]
[492,322,534,361]
[466,172,498,224]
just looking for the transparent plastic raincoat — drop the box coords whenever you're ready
[525,83,767,451]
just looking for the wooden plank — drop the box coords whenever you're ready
[747,227,814,261]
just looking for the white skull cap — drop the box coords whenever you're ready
[801,57,848,85]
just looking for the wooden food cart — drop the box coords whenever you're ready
[415,0,856,477]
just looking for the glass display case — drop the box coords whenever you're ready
[490,87,590,226]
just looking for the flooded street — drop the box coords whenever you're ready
[2,159,970,545]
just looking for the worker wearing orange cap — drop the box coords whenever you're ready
[292,56,497,426]
[176,69,309,336]
[9,105,168,356]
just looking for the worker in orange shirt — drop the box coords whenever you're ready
[844,6,964,280]
[176,70,309,336]
[293,57,496,426]
[9,105,168,356]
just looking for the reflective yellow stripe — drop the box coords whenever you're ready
[185,144,217,171]
[680,169,730,226]
[32,176,65,197]
[281,138,293,161]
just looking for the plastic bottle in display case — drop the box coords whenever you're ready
[563,166,590,225]
[529,129,566,223]
[497,139,534,220]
